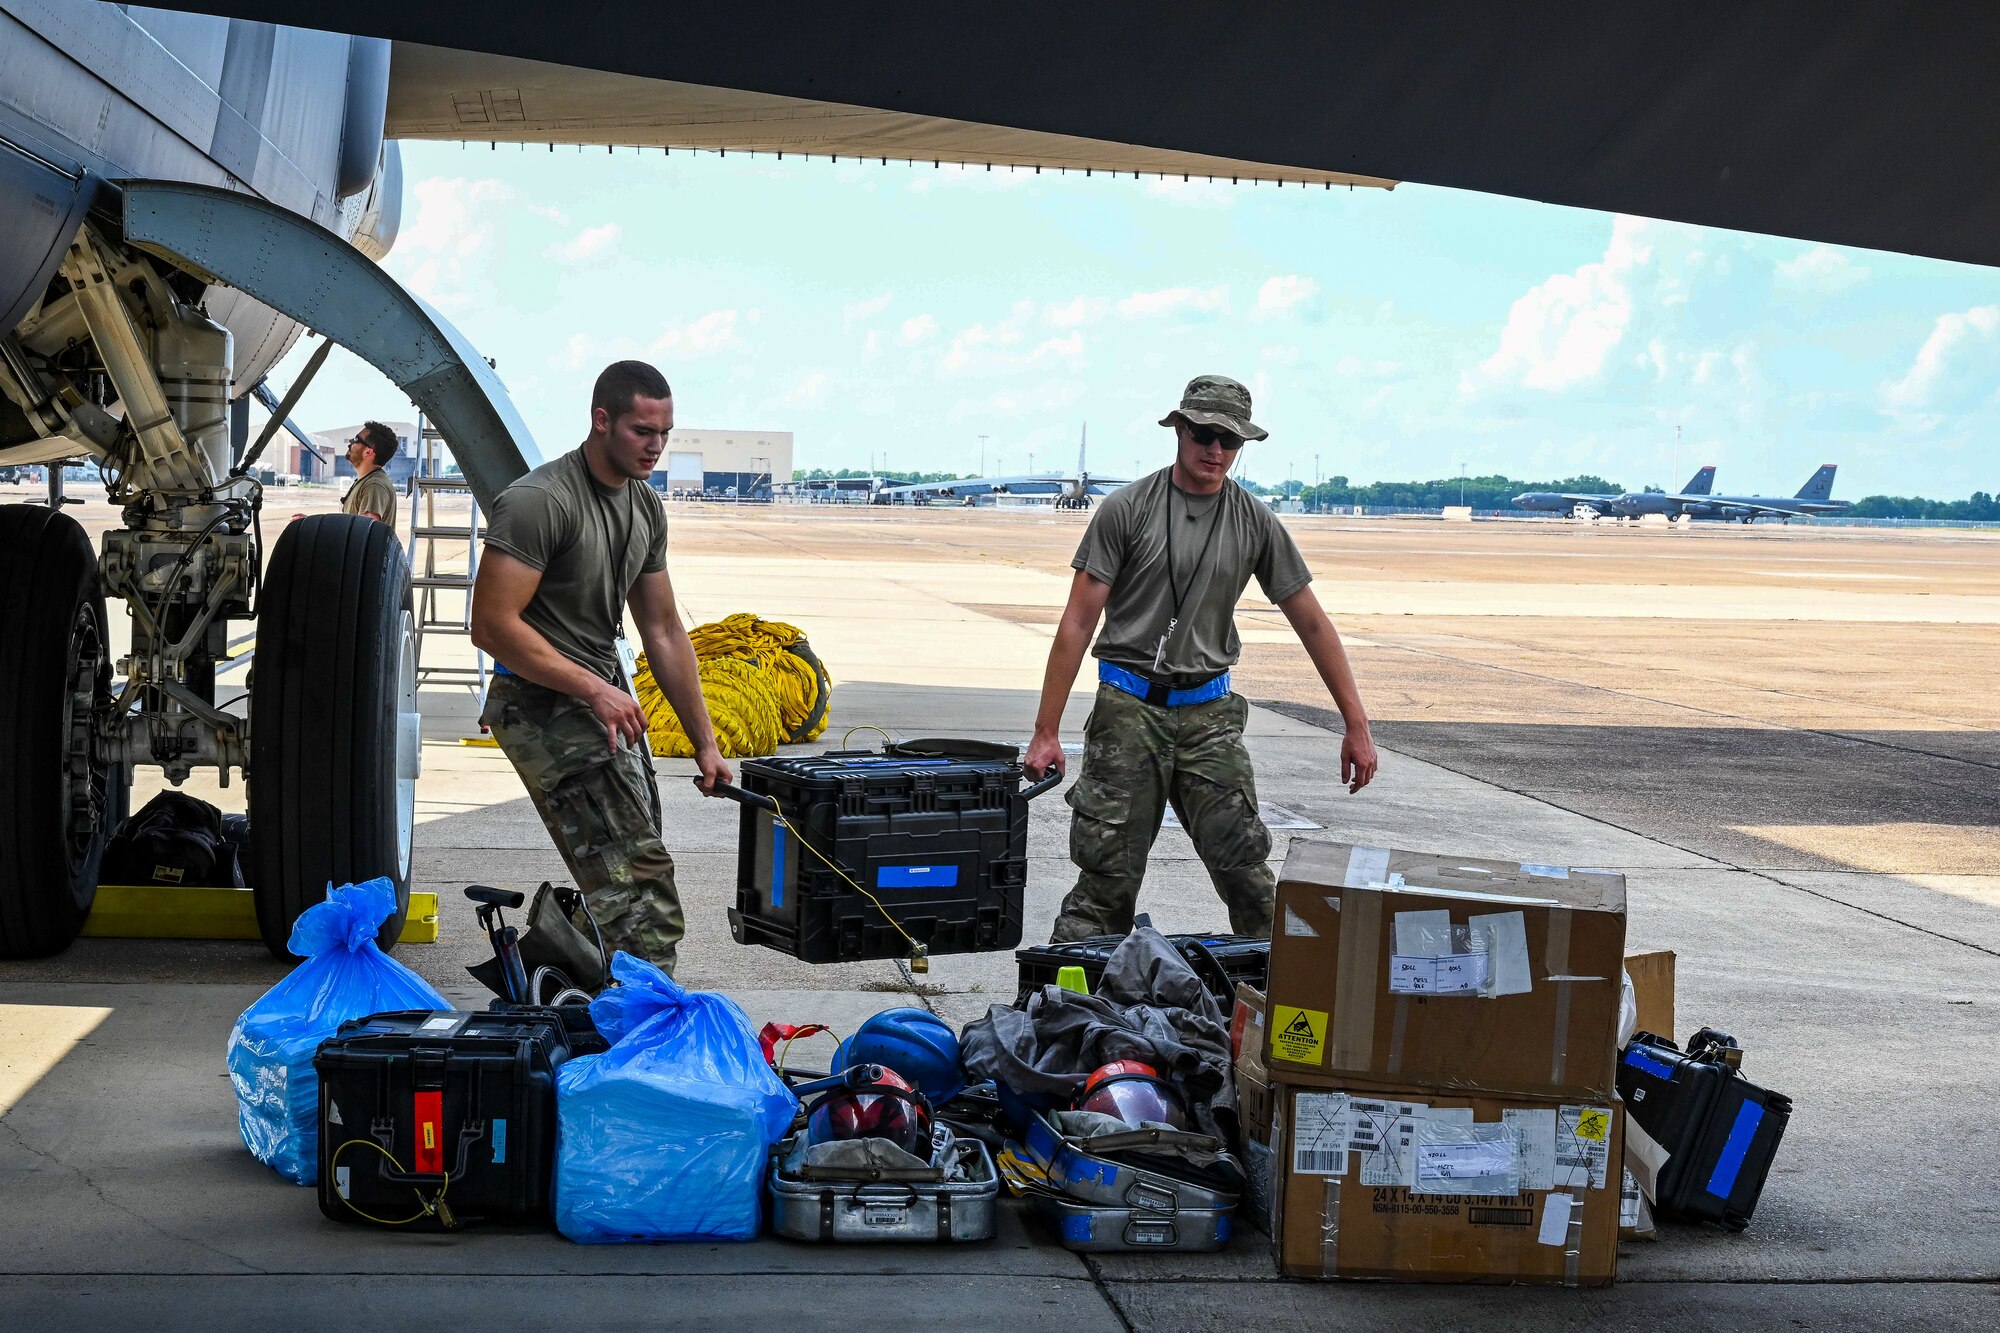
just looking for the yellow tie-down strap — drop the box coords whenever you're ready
[81,887,439,944]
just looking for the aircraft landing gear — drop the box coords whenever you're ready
[249,516,416,956]
[0,506,129,956]
[0,220,418,959]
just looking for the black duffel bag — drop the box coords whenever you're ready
[100,791,243,888]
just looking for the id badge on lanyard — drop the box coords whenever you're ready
[613,634,655,759]
[614,634,642,701]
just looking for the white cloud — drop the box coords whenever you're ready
[1776,245,1869,294]
[390,176,513,308]
[843,293,893,328]
[938,301,1036,374]
[1261,344,1299,365]
[898,313,940,347]
[936,302,1089,376]
[558,309,748,372]
[1255,275,1322,318]
[1116,285,1228,320]
[785,370,833,406]
[547,222,621,263]
[1464,215,1654,393]
[1032,331,1086,365]
[650,309,747,359]
[1883,305,2000,411]
[1044,295,1108,328]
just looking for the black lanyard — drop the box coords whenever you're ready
[1157,478,1224,670]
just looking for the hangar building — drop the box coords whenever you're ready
[651,428,794,496]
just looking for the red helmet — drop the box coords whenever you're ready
[807,1065,934,1156]
[1075,1059,1188,1130]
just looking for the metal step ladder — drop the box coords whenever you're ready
[405,416,489,699]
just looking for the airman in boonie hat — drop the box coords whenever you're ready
[1159,374,1269,442]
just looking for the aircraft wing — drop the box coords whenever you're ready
[1708,500,1810,518]
[384,43,1395,188]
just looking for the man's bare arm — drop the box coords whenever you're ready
[1024,570,1114,779]
[1277,584,1378,793]
[627,567,732,792]
[470,549,648,750]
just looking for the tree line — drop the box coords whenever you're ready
[1238,473,1626,510]
[1845,491,2000,521]
[795,465,1997,519]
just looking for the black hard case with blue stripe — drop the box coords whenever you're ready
[730,751,1031,962]
[1616,1032,1791,1231]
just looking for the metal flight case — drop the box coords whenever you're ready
[767,1132,1000,1243]
[314,1008,573,1229]
[720,742,1060,964]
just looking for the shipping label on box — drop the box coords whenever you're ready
[1264,840,1628,1100]
[1271,1083,1621,1286]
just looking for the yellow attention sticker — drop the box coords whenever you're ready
[1270,1004,1328,1065]
[1574,1108,1610,1142]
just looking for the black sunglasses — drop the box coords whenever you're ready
[1186,422,1245,450]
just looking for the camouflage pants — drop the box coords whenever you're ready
[1053,684,1274,943]
[481,674,686,975]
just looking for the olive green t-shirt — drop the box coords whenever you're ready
[1072,469,1312,688]
[483,449,669,684]
[343,469,399,530]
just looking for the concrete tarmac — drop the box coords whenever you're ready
[2,493,1996,1330]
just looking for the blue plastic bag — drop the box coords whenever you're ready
[225,879,448,1185]
[555,952,797,1242]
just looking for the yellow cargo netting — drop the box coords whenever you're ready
[634,613,832,758]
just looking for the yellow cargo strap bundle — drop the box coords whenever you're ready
[635,613,832,758]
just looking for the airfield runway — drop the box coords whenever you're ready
[2,486,1996,1329]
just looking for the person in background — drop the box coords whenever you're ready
[342,420,400,528]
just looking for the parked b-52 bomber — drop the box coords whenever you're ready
[1614,464,1851,523]
[1513,466,1716,519]
[1515,465,1849,523]
[872,432,1128,509]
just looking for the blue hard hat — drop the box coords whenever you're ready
[834,1007,964,1106]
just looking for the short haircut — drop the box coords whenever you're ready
[359,420,399,464]
[592,360,673,424]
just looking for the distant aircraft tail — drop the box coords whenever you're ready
[1795,464,1837,501]
[1682,465,1716,496]
[1077,423,1087,482]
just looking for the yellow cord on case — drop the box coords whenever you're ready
[328,1138,454,1227]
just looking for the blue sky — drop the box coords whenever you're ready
[280,140,2000,497]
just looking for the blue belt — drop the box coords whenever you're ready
[493,661,515,676]
[1099,661,1231,708]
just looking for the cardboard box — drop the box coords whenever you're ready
[1271,1082,1622,1285]
[1624,949,1675,1045]
[1232,985,1279,1235]
[1231,984,1273,1148]
[1265,841,1627,1100]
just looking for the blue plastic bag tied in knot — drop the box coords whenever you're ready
[556,952,798,1243]
[226,879,449,1185]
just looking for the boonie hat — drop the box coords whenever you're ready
[1159,373,1268,441]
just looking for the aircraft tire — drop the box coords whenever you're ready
[250,515,415,957]
[0,505,125,958]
